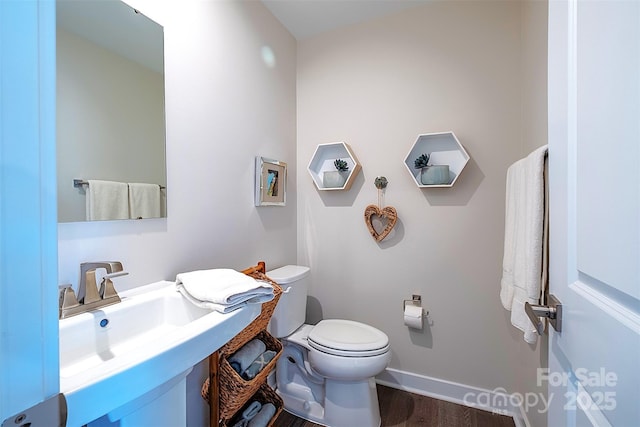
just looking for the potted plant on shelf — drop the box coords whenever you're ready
[323,159,349,188]
[414,153,450,185]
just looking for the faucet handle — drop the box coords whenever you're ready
[59,284,79,319]
[103,271,128,280]
[59,284,78,306]
[104,261,124,273]
[99,271,128,301]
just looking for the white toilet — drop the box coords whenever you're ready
[267,265,391,427]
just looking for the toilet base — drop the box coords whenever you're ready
[324,377,382,427]
[277,377,381,427]
[276,384,327,426]
[275,325,387,427]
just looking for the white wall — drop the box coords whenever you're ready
[57,1,296,425]
[521,0,549,156]
[57,28,166,222]
[297,1,547,424]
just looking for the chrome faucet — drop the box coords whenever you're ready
[59,261,128,319]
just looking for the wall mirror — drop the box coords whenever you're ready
[56,0,167,223]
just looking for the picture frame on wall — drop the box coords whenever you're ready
[255,157,287,206]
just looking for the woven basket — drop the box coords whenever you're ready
[201,268,283,421]
[217,330,282,418]
[220,270,282,357]
[220,383,283,427]
[201,330,282,415]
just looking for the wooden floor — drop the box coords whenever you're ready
[273,384,515,427]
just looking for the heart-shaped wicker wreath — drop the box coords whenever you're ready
[364,204,398,242]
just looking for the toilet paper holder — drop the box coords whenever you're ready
[403,295,428,316]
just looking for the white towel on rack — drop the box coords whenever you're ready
[86,180,129,221]
[128,182,161,219]
[500,145,548,344]
[175,269,274,313]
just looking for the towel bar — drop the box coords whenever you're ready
[525,294,562,334]
[73,179,166,190]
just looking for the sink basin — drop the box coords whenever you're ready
[59,280,261,426]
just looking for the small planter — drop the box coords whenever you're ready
[323,171,348,188]
[420,165,450,185]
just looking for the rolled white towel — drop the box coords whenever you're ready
[231,400,263,427]
[248,403,276,427]
[242,401,262,420]
[232,419,248,427]
[242,350,277,380]
[229,339,267,375]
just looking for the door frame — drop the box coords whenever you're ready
[0,0,58,421]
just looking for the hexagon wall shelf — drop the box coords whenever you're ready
[308,142,362,191]
[403,131,470,188]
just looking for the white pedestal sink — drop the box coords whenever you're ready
[59,281,261,427]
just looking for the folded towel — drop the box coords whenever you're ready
[243,401,262,420]
[248,403,276,427]
[500,145,548,344]
[231,419,248,427]
[175,268,274,313]
[175,293,274,313]
[229,339,266,375]
[177,290,248,313]
[242,350,276,380]
[231,401,263,427]
[128,182,161,219]
[86,180,129,221]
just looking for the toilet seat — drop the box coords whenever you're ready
[307,319,389,357]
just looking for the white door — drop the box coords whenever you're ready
[547,0,640,426]
[0,0,59,424]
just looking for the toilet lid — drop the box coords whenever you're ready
[307,319,389,357]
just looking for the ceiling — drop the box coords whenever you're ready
[261,0,429,40]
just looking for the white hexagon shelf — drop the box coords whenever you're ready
[308,142,362,191]
[403,131,470,188]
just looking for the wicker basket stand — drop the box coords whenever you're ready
[220,383,282,427]
[202,262,284,427]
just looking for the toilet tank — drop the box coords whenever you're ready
[267,265,310,338]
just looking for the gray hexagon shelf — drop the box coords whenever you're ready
[308,142,362,191]
[403,131,470,188]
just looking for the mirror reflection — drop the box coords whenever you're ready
[56,0,167,223]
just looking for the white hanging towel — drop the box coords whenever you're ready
[500,145,548,344]
[86,179,129,221]
[128,182,161,219]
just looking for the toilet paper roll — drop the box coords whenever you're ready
[404,304,423,330]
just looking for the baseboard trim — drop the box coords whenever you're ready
[376,368,530,427]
